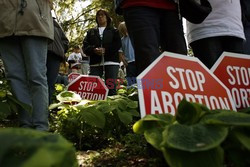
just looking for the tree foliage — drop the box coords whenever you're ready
[52,0,123,48]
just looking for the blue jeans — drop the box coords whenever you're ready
[90,65,119,96]
[47,53,61,104]
[124,6,187,74]
[0,36,49,131]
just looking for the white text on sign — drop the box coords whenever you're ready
[167,66,205,91]
[227,66,250,108]
[150,67,231,115]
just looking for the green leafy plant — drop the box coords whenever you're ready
[0,128,78,167]
[0,79,32,121]
[133,99,250,167]
[49,91,140,150]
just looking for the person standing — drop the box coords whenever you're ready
[186,0,245,68]
[0,0,54,131]
[47,17,69,104]
[83,9,121,96]
[67,46,82,73]
[114,0,187,74]
[118,22,137,86]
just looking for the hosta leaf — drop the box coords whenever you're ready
[78,108,105,128]
[142,114,174,123]
[0,128,78,167]
[133,114,173,134]
[162,124,228,152]
[162,146,224,167]
[114,99,127,110]
[127,101,138,109]
[95,102,111,113]
[129,109,140,117]
[56,91,81,103]
[202,111,250,126]
[144,128,165,150]
[176,99,207,125]
[117,110,133,125]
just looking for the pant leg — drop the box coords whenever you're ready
[105,65,119,96]
[160,10,187,55]
[46,53,61,104]
[21,36,49,131]
[124,7,161,75]
[126,61,137,86]
[0,36,33,128]
[222,36,244,55]
[190,37,224,69]
[89,66,103,77]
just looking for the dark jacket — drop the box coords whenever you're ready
[83,26,121,65]
[48,19,69,61]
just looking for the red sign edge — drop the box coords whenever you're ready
[210,51,250,73]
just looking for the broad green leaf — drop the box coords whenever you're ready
[117,110,133,125]
[162,124,228,152]
[176,99,208,125]
[78,107,105,128]
[133,114,173,134]
[144,128,165,150]
[127,101,138,109]
[202,111,250,126]
[129,109,140,117]
[114,99,127,110]
[162,146,224,167]
[0,128,78,167]
[56,91,81,103]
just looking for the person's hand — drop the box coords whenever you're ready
[94,47,105,56]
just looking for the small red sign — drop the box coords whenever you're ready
[68,72,81,83]
[137,52,236,118]
[67,75,108,100]
[211,52,250,110]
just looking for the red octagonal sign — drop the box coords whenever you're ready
[67,75,108,100]
[211,52,250,110]
[137,52,236,118]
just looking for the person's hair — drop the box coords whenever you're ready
[95,9,112,27]
[73,45,80,50]
[118,22,128,37]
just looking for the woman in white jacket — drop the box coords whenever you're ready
[186,0,245,68]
